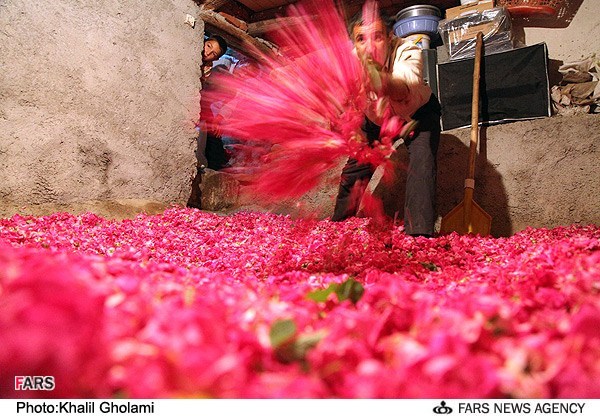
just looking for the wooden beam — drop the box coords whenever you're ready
[338,0,461,21]
[246,15,311,36]
[248,4,288,23]
[248,1,460,23]
[215,1,253,22]
[194,1,253,22]
[203,0,229,10]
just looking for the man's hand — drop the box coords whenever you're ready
[363,56,384,94]
[362,55,409,101]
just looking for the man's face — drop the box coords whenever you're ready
[203,39,223,64]
[352,19,389,66]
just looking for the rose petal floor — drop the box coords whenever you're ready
[1,208,598,398]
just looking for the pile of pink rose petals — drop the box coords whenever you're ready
[1,208,599,398]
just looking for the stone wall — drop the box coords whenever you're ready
[433,114,598,236]
[0,0,203,209]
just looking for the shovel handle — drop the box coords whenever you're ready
[467,32,483,182]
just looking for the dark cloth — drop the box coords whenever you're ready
[199,75,231,171]
[332,94,441,236]
[205,134,229,170]
[330,118,379,222]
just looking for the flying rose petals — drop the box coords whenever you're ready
[202,0,403,203]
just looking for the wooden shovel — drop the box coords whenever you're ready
[440,32,492,236]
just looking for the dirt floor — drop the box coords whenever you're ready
[0,199,170,221]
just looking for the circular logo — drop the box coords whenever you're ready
[433,401,453,414]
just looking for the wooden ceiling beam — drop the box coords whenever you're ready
[196,0,461,59]
[248,4,288,23]
[196,1,254,22]
[248,1,460,23]
[202,0,229,10]
[246,15,312,36]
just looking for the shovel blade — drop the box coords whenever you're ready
[440,199,492,236]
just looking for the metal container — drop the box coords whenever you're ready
[395,5,441,22]
[393,15,441,39]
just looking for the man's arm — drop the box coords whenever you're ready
[365,41,425,102]
[379,71,410,100]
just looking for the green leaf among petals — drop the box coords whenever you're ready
[306,278,364,305]
[269,319,297,348]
